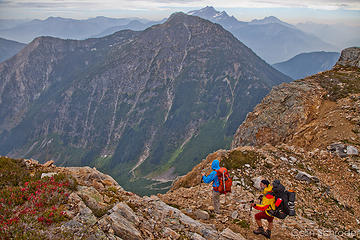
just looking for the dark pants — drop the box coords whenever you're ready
[255,211,274,223]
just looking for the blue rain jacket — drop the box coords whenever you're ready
[202,159,220,191]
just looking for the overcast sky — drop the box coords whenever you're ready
[0,0,359,25]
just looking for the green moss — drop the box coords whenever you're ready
[222,150,262,170]
[318,67,360,101]
[91,206,112,218]
[296,162,306,171]
[168,203,181,209]
[233,219,250,228]
[126,202,139,212]
[0,156,31,188]
[352,128,360,134]
[53,173,78,191]
[264,162,273,169]
[108,186,118,193]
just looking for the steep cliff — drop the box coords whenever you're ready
[0,13,291,194]
[232,47,360,150]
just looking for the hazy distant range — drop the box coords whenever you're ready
[0,6,359,64]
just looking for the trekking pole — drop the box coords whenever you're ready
[249,200,254,216]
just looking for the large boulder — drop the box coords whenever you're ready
[336,47,360,68]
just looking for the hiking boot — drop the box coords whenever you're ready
[253,226,265,235]
[262,229,271,239]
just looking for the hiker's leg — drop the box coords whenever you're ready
[253,212,266,235]
[268,219,274,231]
[254,212,263,227]
[256,218,263,227]
[212,190,220,213]
[225,193,231,204]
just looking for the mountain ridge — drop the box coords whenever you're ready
[188,6,337,63]
[0,12,291,195]
[1,47,359,240]
[0,37,26,62]
[273,51,340,79]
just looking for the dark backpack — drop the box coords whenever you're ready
[267,180,296,219]
[214,167,232,194]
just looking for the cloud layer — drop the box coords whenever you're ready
[1,0,360,11]
[0,0,359,23]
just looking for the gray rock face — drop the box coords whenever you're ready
[220,228,247,240]
[295,170,319,183]
[77,185,108,213]
[108,210,143,240]
[328,142,347,157]
[231,80,324,148]
[194,209,210,220]
[41,172,57,178]
[336,47,360,68]
[347,145,359,156]
[328,143,359,157]
[251,176,263,190]
[111,202,140,225]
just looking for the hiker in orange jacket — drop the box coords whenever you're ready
[251,179,275,239]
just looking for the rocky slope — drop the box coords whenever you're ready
[1,48,359,239]
[161,47,360,239]
[0,156,246,240]
[0,12,291,195]
[232,47,360,150]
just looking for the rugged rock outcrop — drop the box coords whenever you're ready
[336,47,360,68]
[0,156,246,239]
[232,47,360,150]
[166,144,360,239]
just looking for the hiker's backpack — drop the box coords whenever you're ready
[214,167,232,194]
[267,180,296,219]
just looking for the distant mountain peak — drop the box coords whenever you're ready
[188,6,228,19]
[264,16,280,21]
[46,16,69,21]
[188,6,218,16]
[249,16,295,28]
[251,16,281,24]
[188,6,240,25]
[166,12,189,23]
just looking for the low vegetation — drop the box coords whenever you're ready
[318,66,360,101]
[0,157,76,239]
[222,150,263,170]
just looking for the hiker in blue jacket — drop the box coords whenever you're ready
[202,159,221,213]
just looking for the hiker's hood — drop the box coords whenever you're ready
[211,159,220,170]
[263,184,273,194]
